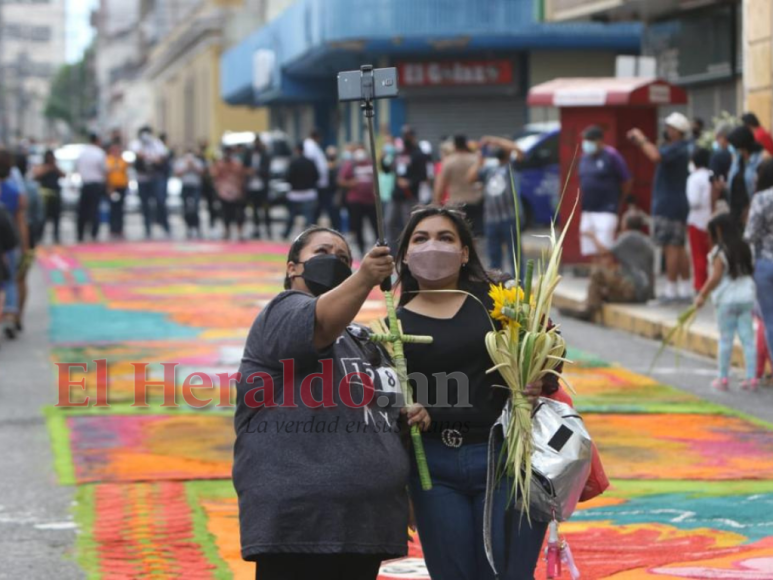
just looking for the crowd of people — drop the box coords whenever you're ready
[3,111,773,381]
[573,111,773,389]
[0,122,529,266]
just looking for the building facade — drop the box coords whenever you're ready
[545,0,744,124]
[0,0,67,143]
[94,0,269,149]
[142,0,269,151]
[744,0,773,128]
[220,0,641,148]
[94,0,151,142]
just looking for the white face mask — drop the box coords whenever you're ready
[353,149,368,162]
[582,140,599,155]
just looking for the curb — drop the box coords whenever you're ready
[554,289,746,368]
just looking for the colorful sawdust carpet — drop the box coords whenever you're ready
[41,242,773,579]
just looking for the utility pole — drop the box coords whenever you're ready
[15,51,28,140]
[0,0,9,144]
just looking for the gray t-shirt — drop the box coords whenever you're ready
[612,231,655,301]
[481,164,521,226]
[233,290,409,560]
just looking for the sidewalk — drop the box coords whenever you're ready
[519,230,751,368]
[551,274,753,368]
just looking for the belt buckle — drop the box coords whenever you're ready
[441,428,463,448]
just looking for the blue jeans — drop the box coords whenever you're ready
[138,178,169,237]
[409,439,547,580]
[716,302,756,379]
[486,221,515,273]
[315,187,341,231]
[2,248,20,314]
[283,200,317,238]
[755,259,773,363]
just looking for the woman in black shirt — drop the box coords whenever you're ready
[34,150,64,244]
[396,206,556,580]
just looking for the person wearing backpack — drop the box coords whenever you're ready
[0,200,18,324]
[0,149,28,340]
[14,152,43,333]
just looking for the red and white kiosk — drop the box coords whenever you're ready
[527,78,688,264]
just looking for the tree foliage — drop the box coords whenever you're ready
[44,45,98,138]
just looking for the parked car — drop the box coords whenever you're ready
[512,127,561,228]
[221,130,292,204]
[480,125,560,228]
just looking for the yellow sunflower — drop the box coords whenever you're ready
[489,283,525,323]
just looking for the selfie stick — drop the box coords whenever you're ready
[359,71,388,250]
[354,65,433,491]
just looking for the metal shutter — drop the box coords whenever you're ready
[406,96,527,151]
[687,81,738,124]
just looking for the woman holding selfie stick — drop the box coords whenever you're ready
[233,226,429,580]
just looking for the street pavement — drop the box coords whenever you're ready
[2,213,773,578]
[0,265,82,580]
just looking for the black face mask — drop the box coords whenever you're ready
[296,254,352,297]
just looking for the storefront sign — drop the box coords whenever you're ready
[648,84,671,104]
[398,60,513,87]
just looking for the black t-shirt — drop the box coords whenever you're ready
[38,168,61,192]
[710,148,732,181]
[286,156,320,191]
[397,287,509,438]
[392,148,428,201]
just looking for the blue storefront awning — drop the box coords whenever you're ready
[221,0,642,106]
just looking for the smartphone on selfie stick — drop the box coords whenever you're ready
[337,65,399,291]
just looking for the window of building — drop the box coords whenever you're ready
[2,23,53,43]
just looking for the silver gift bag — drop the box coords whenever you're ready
[527,397,592,522]
[484,397,593,577]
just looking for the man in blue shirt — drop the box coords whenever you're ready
[0,149,29,339]
[578,125,632,260]
[628,112,692,302]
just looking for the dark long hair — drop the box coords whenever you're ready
[707,213,754,279]
[756,157,773,193]
[0,149,12,179]
[395,205,499,306]
[283,226,350,289]
[15,151,28,176]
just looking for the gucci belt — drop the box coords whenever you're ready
[441,428,463,448]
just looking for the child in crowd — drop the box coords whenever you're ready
[694,213,757,391]
[686,148,713,292]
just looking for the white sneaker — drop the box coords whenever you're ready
[678,280,693,301]
[660,281,677,303]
